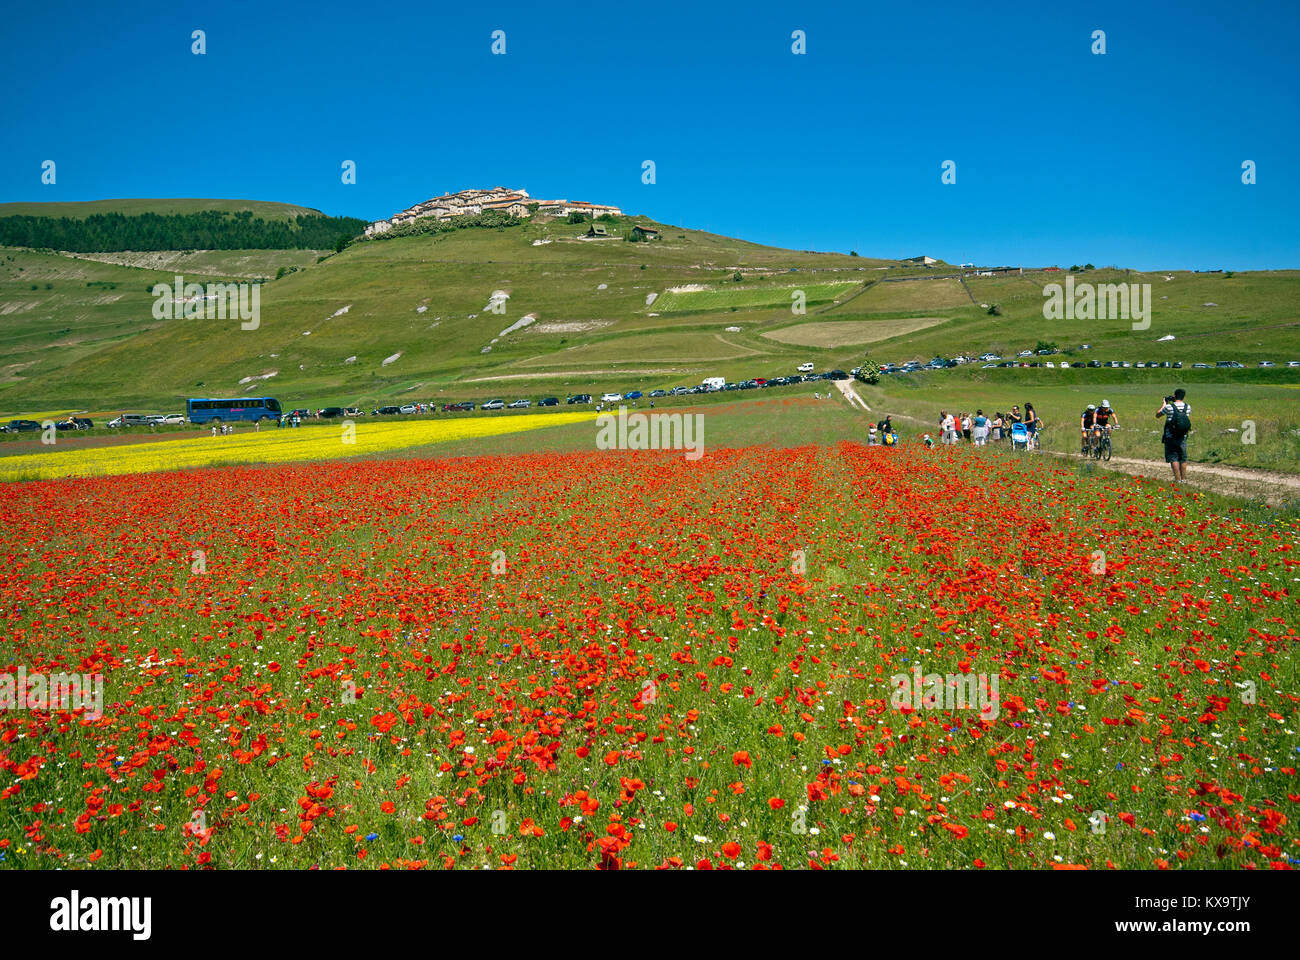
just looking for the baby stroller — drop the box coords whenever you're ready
[1010,421,1030,451]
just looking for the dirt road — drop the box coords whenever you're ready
[1041,449,1299,506]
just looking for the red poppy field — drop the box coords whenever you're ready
[1,443,1296,870]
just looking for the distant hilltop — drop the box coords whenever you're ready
[364,187,622,237]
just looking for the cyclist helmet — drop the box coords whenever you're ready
[1101,399,1111,408]
[1086,403,1096,410]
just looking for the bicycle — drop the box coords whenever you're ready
[1089,425,1112,461]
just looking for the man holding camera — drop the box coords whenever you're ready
[1155,388,1192,483]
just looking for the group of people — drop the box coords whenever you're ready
[874,388,1194,487]
[928,404,1043,448]
[866,415,898,446]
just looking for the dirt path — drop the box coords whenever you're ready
[1040,449,1299,506]
[834,378,872,411]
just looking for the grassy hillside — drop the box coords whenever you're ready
[58,248,330,279]
[0,215,895,409]
[0,208,1298,444]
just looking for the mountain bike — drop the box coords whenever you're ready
[1090,426,1112,461]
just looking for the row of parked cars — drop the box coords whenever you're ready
[882,350,1300,374]
[107,413,186,427]
[2,416,96,433]
[422,370,854,414]
[581,371,852,404]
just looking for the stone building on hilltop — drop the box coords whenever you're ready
[364,188,622,237]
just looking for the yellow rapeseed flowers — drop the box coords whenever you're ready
[0,413,597,482]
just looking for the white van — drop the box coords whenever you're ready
[702,377,726,391]
[798,362,815,373]
[601,393,622,403]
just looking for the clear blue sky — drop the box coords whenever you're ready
[3,0,1297,269]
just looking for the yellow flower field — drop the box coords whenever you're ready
[0,413,597,481]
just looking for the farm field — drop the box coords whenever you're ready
[0,441,1294,870]
[652,281,861,313]
[763,317,949,347]
[0,412,595,481]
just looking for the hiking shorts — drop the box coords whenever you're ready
[1164,435,1188,463]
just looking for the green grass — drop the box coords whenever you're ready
[652,281,860,313]
[59,248,330,279]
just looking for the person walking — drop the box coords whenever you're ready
[972,409,988,446]
[1023,403,1040,450]
[1156,389,1191,483]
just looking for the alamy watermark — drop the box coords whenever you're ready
[1,668,103,719]
[595,405,704,461]
[889,665,999,720]
[152,274,260,330]
[1043,276,1151,330]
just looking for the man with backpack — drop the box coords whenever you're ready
[1156,388,1192,483]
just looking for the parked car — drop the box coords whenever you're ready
[318,407,345,418]
[508,399,530,409]
[374,406,402,416]
[649,389,667,398]
[566,394,593,404]
[538,397,559,407]
[798,361,815,373]
[600,393,622,403]
[624,390,643,400]
[1192,362,1209,369]
[2,419,42,433]
[1215,360,1244,368]
[107,414,153,428]
[828,370,850,380]
[399,403,419,414]
[1258,360,1276,368]
[482,399,505,410]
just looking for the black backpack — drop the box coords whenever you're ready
[1167,402,1191,437]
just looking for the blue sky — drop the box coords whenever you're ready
[3,0,1297,269]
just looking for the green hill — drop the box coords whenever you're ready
[1,204,1298,423]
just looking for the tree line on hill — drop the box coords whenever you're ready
[0,210,366,252]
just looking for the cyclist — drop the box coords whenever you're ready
[1079,404,1097,455]
[1094,399,1118,450]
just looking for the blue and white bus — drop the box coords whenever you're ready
[186,397,282,425]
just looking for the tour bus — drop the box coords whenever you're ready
[186,397,282,425]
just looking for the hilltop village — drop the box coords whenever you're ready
[364,187,623,237]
